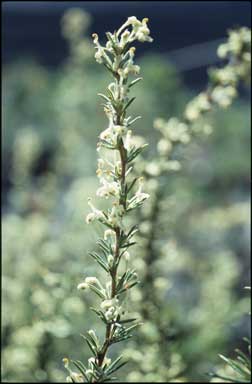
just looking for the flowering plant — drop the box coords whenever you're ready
[210,287,251,383]
[122,26,251,381]
[63,16,152,383]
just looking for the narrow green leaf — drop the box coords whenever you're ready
[71,360,89,381]
[89,284,106,299]
[116,318,137,324]
[106,88,115,102]
[98,93,111,103]
[107,361,127,375]
[129,77,143,88]
[118,280,140,293]
[122,97,136,114]
[105,356,125,375]
[89,252,109,272]
[90,307,108,324]
[81,334,97,357]
[126,178,138,194]
[127,116,142,126]
[103,62,116,77]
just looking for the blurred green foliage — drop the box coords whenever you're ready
[2,9,250,383]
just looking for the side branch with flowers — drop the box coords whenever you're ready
[63,16,153,383]
[125,26,251,382]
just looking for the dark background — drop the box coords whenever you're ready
[2,1,251,87]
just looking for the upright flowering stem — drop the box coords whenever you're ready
[141,26,251,326]
[63,16,153,383]
[128,26,251,381]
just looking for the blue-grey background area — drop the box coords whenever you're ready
[2,1,251,88]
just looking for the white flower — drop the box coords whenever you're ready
[101,299,115,309]
[157,139,172,155]
[134,18,153,43]
[92,33,105,64]
[108,254,114,267]
[106,40,112,50]
[113,125,127,136]
[86,212,96,224]
[105,307,115,321]
[88,357,95,365]
[214,68,237,85]
[127,16,141,26]
[185,103,200,122]
[77,282,89,290]
[135,177,150,203]
[86,199,105,223]
[101,298,121,322]
[124,130,133,150]
[88,330,99,346]
[110,202,125,217]
[96,158,113,180]
[63,358,70,368]
[124,64,140,75]
[92,33,99,44]
[123,251,130,261]
[100,127,113,140]
[98,158,105,168]
[94,49,103,64]
[197,93,211,111]
[104,229,115,240]
[85,277,98,285]
[104,303,122,321]
[136,30,153,43]
[96,179,120,198]
[162,118,190,143]
[145,162,160,176]
[153,117,165,131]
[211,85,237,108]
[229,30,242,55]
[217,43,228,59]
[119,29,131,48]
[88,329,97,338]
[103,357,112,366]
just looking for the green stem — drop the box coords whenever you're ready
[96,113,128,375]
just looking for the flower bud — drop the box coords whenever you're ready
[108,254,114,267]
[85,277,98,284]
[77,282,88,290]
[124,251,130,261]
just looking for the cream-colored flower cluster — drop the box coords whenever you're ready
[217,27,251,60]
[150,27,251,174]
[215,27,251,85]
[136,28,251,235]
[185,27,251,121]
[85,17,153,227]
[92,16,152,66]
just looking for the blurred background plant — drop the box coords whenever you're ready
[121,27,251,382]
[2,3,251,383]
[210,287,251,383]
